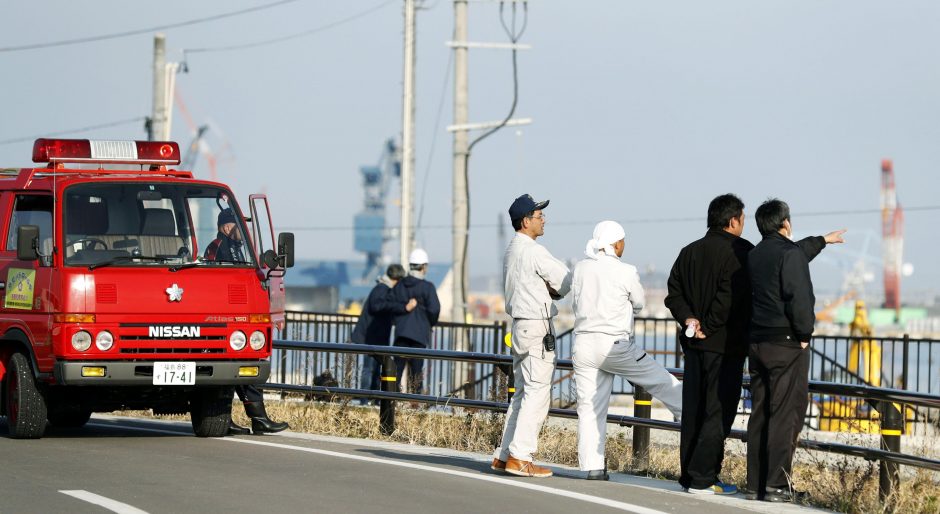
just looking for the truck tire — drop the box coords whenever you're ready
[190,386,233,438]
[47,407,93,428]
[5,353,47,439]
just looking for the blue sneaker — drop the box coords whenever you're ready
[687,481,738,495]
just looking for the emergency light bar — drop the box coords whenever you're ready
[32,138,181,165]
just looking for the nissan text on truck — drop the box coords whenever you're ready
[0,138,293,438]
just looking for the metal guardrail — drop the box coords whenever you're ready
[281,311,507,399]
[272,311,940,507]
[811,333,938,394]
[264,381,940,474]
[274,340,940,411]
[267,339,940,504]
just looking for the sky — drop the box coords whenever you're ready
[2,1,939,301]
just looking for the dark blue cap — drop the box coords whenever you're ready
[217,208,237,226]
[508,194,550,221]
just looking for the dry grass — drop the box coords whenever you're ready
[119,397,940,514]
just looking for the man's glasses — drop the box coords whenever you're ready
[527,214,546,220]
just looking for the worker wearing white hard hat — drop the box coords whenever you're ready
[408,248,429,267]
[390,248,440,393]
[571,221,682,480]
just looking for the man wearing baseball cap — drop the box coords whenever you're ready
[205,207,289,435]
[390,248,441,393]
[492,194,571,478]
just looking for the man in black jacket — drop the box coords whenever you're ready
[391,248,441,393]
[747,199,844,502]
[665,194,751,495]
[351,264,416,397]
[206,209,290,436]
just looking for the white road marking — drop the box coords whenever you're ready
[219,437,670,514]
[59,490,149,514]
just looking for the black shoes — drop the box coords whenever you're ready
[243,401,290,434]
[251,416,289,434]
[228,420,250,436]
[586,469,610,481]
[745,488,808,503]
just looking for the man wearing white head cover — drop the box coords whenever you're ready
[571,221,682,480]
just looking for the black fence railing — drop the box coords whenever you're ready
[266,339,940,505]
[279,311,507,400]
[276,312,940,435]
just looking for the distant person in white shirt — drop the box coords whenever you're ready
[491,194,571,478]
[571,221,682,480]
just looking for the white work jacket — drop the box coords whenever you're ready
[571,253,645,339]
[503,232,571,320]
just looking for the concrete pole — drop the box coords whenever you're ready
[400,0,417,266]
[150,34,169,141]
[452,0,471,394]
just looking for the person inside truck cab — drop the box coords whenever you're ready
[204,208,248,263]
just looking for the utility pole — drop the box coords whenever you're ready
[150,34,168,141]
[452,0,469,327]
[150,33,179,141]
[450,0,471,395]
[400,0,417,266]
[448,0,532,396]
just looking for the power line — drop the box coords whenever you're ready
[0,0,301,53]
[183,0,396,56]
[281,205,940,232]
[0,117,147,146]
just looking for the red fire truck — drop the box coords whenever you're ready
[0,138,293,439]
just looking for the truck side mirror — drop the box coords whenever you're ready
[17,225,40,261]
[262,249,279,269]
[277,232,294,268]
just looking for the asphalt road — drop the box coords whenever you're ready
[0,416,824,514]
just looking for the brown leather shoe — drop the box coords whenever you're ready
[505,456,553,478]
[491,458,507,471]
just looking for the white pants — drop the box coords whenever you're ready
[573,334,682,471]
[493,319,556,462]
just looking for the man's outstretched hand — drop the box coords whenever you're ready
[824,229,847,244]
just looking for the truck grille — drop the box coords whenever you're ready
[115,323,229,356]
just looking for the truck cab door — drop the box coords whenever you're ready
[248,195,286,330]
[0,194,55,370]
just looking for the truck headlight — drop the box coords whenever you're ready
[96,330,114,351]
[229,330,247,351]
[72,331,92,352]
[249,331,266,351]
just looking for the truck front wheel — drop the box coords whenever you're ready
[190,386,233,438]
[5,353,47,439]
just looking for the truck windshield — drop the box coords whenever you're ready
[63,182,255,268]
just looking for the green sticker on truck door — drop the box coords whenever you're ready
[5,268,36,309]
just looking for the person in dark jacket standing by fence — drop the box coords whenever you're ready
[351,264,416,396]
[392,248,441,394]
[665,194,751,495]
[746,198,844,502]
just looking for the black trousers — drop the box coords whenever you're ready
[235,384,263,404]
[679,349,746,489]
[393,337,426,394]
[746,343,810,493]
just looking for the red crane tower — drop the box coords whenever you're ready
[880,159,904,318]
